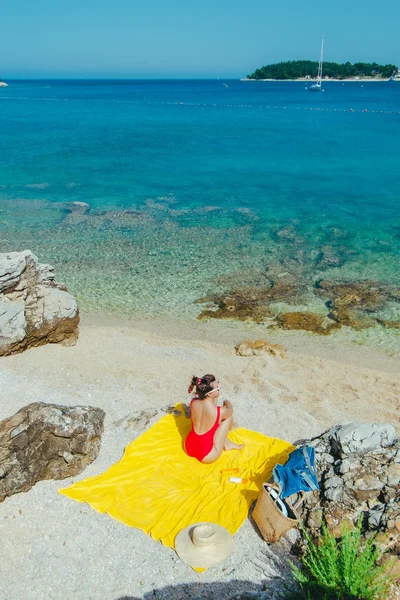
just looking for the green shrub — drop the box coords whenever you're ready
[287,518,392,600]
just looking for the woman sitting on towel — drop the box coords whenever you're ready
[184,374,243,463]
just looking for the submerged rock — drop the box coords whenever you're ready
[377,319,400,329]
[316,279,389,311]
[197,289,273,323]
[62,204,152,229]
[315,279,400,331]
[196,282,301,323]
[316,245,345,268]
[273,225,299,242]
[196,274,400,337]
[328,307,377,330]
[0,402,105,502]
[324,226,350,241]
[0,250,79,356]
[273,312,339,335]
[69,201,90,212]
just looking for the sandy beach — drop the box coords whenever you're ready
[1,316,399,599]
[1,0,400,595]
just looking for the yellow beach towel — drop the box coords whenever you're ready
[59,404,294,560]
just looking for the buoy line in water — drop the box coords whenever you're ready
[0,95,399,116]
[154,101,400,116]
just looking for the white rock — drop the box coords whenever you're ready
[37,263,56,284]
[324,475,343,489]
[25,286,78,329]
[325,486,345,502]
[0,299,26,353]
[0,250,79,355]
[332,423,396,456]
[353,475,384,491]
[386,463,400,488]
[0,250,37,294]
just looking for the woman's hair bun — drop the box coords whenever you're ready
[188,374,216,399]
[188,375,199,394]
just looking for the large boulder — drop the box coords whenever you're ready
[0,250,79,355]
[0,402,105,502]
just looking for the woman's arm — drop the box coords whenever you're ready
[220,399,233,421]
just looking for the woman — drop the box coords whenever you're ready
[184,374,243,464]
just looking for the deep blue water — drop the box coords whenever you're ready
[0,79,399,349]
[1,79,399,214]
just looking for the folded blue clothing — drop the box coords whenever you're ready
[273,444,319,499]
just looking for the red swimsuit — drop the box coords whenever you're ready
[185,400,221,462]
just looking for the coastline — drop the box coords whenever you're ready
[82,312,400,374]
[1,192,400,357]
[240,77,394,82]
[0,315,399,599]
[1,77,400,600]
[1,80,400,358]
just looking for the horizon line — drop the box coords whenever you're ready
[1,76,243,81]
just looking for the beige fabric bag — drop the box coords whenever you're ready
[252,482,303,542]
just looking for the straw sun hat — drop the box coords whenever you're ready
[174,522,234,568]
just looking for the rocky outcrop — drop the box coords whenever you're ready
[235,339,286,358]
[195,275,400,334]
[0,250,79,356]
[272,311,339,335]
[295,422,399,576]
[315,279,400,331]
[0,402,105,502]
[196,282,301,324]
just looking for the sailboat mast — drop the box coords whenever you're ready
[318,35,324,81]
[309,35,324,91]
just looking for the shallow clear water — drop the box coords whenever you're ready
[0,80,399,352]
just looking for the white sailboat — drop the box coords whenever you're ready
[389,68,400,81]
[309,36,324,92]
[0,78,8,88]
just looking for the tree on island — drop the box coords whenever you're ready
[247,60,398,80]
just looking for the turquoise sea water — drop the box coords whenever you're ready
[0,80,399,351]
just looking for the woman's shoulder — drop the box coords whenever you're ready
[191,398,216,414]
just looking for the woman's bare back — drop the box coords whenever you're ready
[190,399,219,435]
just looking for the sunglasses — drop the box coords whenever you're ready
[205,386,220,396]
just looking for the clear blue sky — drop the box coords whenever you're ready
[2,0,399,78]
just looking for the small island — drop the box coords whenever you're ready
[246,60,398,81]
